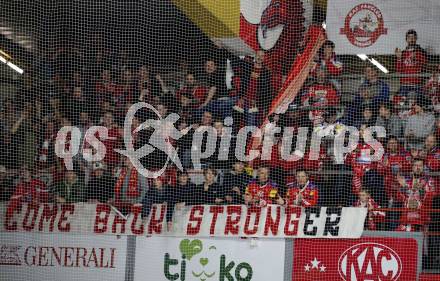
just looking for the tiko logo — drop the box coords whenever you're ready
[164,239,253,281]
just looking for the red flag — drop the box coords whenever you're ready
[251,25,326,150]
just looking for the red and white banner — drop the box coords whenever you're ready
[326,0,440,54]
[292,237,418,281]
[1,203,367,238]
[0,232,127,281]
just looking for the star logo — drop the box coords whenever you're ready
[304,264,311,272]
[310,257,320,269]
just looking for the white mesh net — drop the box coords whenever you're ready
[1,1,440,280]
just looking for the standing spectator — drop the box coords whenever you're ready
[313,40,343,91]
[395,29,427,96]
[95,69,119,107]
[137,65,167,104]
[284,170,319,207]
[192,167,224,205]
[113,157,148,212]
[244,166,282,207]
[345,68,390,126]
[141,176,174,229]
[405,96,435,150]
[0,165,13,201]
[424,65,440,113]
[302,68,339,126]
[420,135,440,172]
[353,189,385,230]
[197,60,236,120]
[223,161,252,205]
[173,170,196,208]
[98,112,121,169]
[375,102,405,143]
[233,50,273,126]
[361,67,390,108]
[396,159,437,232]
[378,136,412,201]
[53,169,85,203]
[85,162,114,203]
[9,166,51,205]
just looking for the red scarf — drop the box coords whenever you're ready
[115,168,139,199]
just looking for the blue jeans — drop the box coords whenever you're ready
[196,97,238,121]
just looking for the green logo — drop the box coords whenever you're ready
[164,239,253,281]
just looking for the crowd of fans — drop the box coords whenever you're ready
[1,29,440,243]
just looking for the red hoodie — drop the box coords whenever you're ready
[395,45,426,85]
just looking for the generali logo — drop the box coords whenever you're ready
[0,244,116,268]
[338,242,402,281]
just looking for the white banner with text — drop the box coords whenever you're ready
[326,0,440,54]
[0,232,127,281]
[134,236,286,281]
[0,203,367,238]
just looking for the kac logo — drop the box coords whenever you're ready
[338,242,402,281]
[340,3,387,48]
[164,239,253,281]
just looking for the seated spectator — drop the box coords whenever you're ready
[353,189,385,230]
[420,135,440,172]
[396,159,437,232]
[0,165,13,201]
[141,176,174,229]
[375,102,405,143]
[301,68,339,126]
[85,162,114,203]
[405,95,435,150]
[244,166,282,207]
[395,29,427,96]
[192,167,224,205]
[423,65,440,113]
[53,169,85,203]
[223,161,252,205]
[284,170,319,207]
[113,158,148,213]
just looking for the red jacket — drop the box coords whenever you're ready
[302,83,339,125]
[285,181,319,207]
[9,179,51,208]
[245,180,279,207]
[312,53,343,77]
[395,45,426,85]
[425,147,440,172]
[353,198,385,230]
[378,150,412,198]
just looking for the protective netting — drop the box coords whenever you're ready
[1,0,440,280]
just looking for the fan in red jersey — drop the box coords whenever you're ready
[301,68,340,126]
[244,166,282,207]
[377,136,412,199]
[420,134,440,172]
[284,170,319,207]
[395,159,438,232]
[353,189,385,230]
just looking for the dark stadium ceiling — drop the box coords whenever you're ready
[0,0,219,68]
